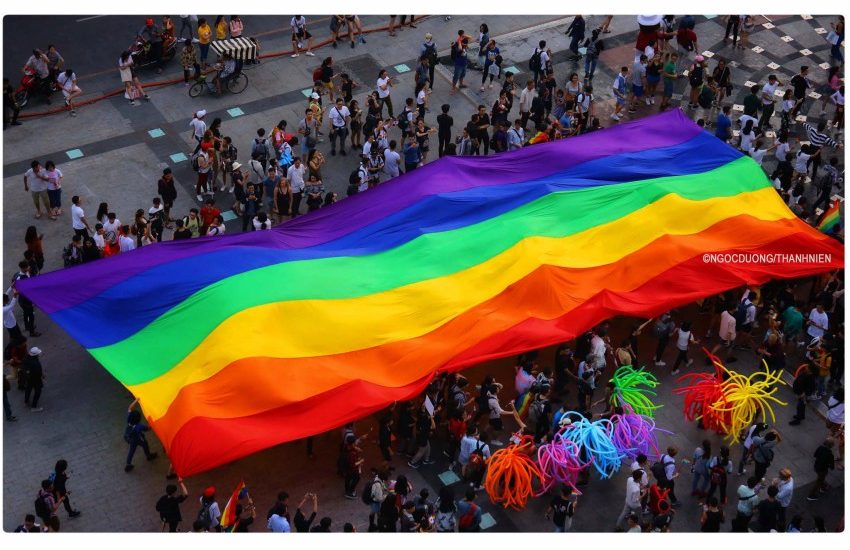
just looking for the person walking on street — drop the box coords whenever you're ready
[615,469,646,530]
[653,312,675,367]
[807,438,835,500]
[23,346,45,412]
[156,479,189,532]
[50,460,81,518]
[124,397,158,472]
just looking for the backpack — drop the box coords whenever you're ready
[397,109,411,133]
[734,300,751,327]
[423,42,437,64]
[651,455,671,481]
[251,138,268,161]
[361,479,380,505]
[197,501,213,529]
[468,441,486,473]
[710,462,727,485]
[688,65,703,87]
[34,492,51,520]
[450,42,460,61]
[457,502,479,531]
[698,85,715,109]
[529,48,542,72]
[527,398,546,429]
[312,66,323,83]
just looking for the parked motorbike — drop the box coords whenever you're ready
[128,34,178,69]
[15,66,57,108]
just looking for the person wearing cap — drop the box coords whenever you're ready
[138,17,165,74]
[189,110,207,154]
[23,346,45,412]
[198,486,222,531]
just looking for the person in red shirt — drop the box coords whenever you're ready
[199,198,221,235]
[676,27,698,58]
[447,410,469,466]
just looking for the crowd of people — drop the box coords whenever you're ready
[3,14,845,533]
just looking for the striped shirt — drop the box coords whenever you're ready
[803,123,838,149]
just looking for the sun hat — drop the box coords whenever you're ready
[28,347,42,356]
[231,161,242,171]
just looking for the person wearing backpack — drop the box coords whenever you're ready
[251,128,270,171]
[156,479,188,532]
[697,75,718,124]
[455,488,481,532]
[652,446,680,506]
[420,33,438,90]
[363,469,388,531]
[434,486,457,532]
[529,40,549,84]
[706,445,733,504]
[35,479,62,528]
[124,397,158,472]
[687,55,706,110]
[751,431,780,481]
[197,486,222,532]
[789,363,816,426]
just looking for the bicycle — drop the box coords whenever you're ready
[188,71,248,97]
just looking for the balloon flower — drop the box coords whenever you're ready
[610,366,662,417]
[537,430,590,493]
[484,434,546,511]
[609,405,666,460]
[560,413,626,479]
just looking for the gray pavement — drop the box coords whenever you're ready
[2,14,845,532]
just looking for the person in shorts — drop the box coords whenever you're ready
[628,54,647,113]
[290,16,315,57]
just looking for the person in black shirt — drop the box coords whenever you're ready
[789,364,816,425]
[231,502,256,532]
[310,516,333,532]
[436,104,453,158]
[546,485,577,532]
[266,490,289,521]
[808,438,836,500]
[51,460,80,518]
[475,105,491,155]
[755,485,781,532]
[156,480,188,532]
[790,66,811,118]
[14,514,41,532]
[172,219,193,240]
[293,493,317,532]
[501,71,516,113]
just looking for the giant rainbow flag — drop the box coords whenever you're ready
[18,110,843,476]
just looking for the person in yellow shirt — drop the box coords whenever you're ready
[197,18,212,68]
[214,16,227,40]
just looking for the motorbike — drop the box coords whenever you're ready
[15,66,58,108]
[127,34,178,69]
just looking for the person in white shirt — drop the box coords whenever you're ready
[290,16,315,57]
[616,470,646,530]
[376,69,394,117]
[416,82,430,119]
[189,110,206,154]
[458,426,492,472]
[252,212,272,231]
[806,303,829,342]
[206,215,226,236]
[23,160,50,219]
[92,224,106,250]
[758,74,781,131]
[286,157,307,217]
[519,80,536,129]
[56,69,82,115]
[383,140,401,178]
[102,213,121,247]
[118,226,136,252]
[774,468,794,524]
[3,291,22,340]
[327,98,351,156]
[70,195,91,238]
[268,512,291,532]
[507,120,524,150]
[748,137,776,167]
[710,303,738,361]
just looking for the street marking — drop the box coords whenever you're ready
[815,27,827,34]
[227,107,245,117]
[767,62,780,70]
[301,88,313,98]
[819,62,831,70]
[578,46,587,55]
[76,15,107,22]
[701,50,715,58]
[781,35,794,42]
[744,81,757,88]
[808,92,821,99]
[394,63,411,73]
[763,22,775,29]
[728,60,740,68]
[751,46,765,53]
[169,152,188,163]
[502,65,521,76]
[796,115,807,122]
[703,15,717,20]
[801,15,813,20]
[438,470,461,485]
[65,148,84,159]
[148,128,165,138]
[732,104,744,112]
[221,210,238,222]
[800,49,813,56]
[480,513,497,530]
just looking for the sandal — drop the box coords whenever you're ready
[34,213,41,219]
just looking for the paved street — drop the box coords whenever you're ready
[2,14,845,532]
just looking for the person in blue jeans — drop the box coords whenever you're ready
[829,17,844,64]
[452,38,469,92]
[715,105,732,142]
[584,29,602,81]
[124,397,157,472]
